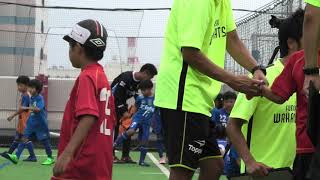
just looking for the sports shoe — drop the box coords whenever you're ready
[159,157,167,164]
[41,157,55,165]
[139,161,150,167]
[1,152,18,164]
[121,156,136,164]
[113,156,125,163]
[0,151,7,156]
[23,156,37,162]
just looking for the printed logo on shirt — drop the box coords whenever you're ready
[209,20,226,45]
[273,105,296,124]
[219,114,228,127]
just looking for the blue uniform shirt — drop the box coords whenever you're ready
[130,96,155,141]
[28,95,48,130]
[211,108,229,127]
[132,96,155,124]
[21,94,30,107]
[24,94,49,140]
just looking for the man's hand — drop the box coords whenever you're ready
[228,75,264,97]
[53,152,72,177]
[246,160,272,177]
[253,70,268,86]
[7,115,14,122]
[303,75,320,97]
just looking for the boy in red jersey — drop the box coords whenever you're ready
[52,19,115,180]
[261,49,320,180]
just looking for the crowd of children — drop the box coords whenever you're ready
[1,76,54,165]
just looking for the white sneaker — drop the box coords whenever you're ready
[159,157,167,164]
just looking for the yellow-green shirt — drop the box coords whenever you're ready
[230,59,296,173]
[155,0,236,116]
[305,0,320,7]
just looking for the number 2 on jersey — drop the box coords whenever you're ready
[100,88,111,136]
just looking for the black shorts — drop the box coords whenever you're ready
[160,108,221,171]
[293,153,314,180]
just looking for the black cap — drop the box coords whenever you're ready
[63,19,107,52]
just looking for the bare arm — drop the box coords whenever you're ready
[227,30,268,85]
[227,118,271,176]
[261,86,286,104]
[226,30,257,71]
[182,47,236,84]
[227,118,255,166]
[8,107,28,121]
[9,108,24,118]
[182,47,262,96]
[21,106,41,113]
[53,115,96,176]
[304,4,320,68]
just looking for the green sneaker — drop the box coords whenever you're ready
[41,157,55,165]
[1,153,18,164]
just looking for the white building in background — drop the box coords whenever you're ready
[0,0,47,77]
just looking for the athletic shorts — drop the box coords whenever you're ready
[24,125,49,141]
[14,132,23,141]
[160,108,222,171]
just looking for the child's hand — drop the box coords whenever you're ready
[7,115,14,122]
[53,151,72,177]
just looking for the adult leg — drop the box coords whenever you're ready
[199,158,224,180]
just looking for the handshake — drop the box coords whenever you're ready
[227,70,285,104]
[226,69,267,98]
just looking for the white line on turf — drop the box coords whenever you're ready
[147,153,169,178]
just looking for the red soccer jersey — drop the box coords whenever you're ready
[53,63,115,180]
[271,50,320,154]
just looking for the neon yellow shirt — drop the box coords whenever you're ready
[230,59,296,173]
[305,0,320,7]
[154,0,236,116]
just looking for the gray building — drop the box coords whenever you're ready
[0,0,47,77]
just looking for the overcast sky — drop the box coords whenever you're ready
[46,0,274,68]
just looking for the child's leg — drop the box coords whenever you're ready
[139,141,148,165]
[114,129,136,147]
[7,133,22,154]
[25,140,36,158]
[40,138,52,158]
[16,137,31,159]
[138,124,150,166]
[114,119,139,147]
[156,133,164,159]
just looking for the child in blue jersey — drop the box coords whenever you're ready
[151,108,166,164]
[2,79,54,165]
[1,76,32,157]
[114,80,155,166]
[211,91,237,139]
[212,91,240,178]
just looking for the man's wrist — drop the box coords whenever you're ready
[251,65,267,75]
[303,67,320,75]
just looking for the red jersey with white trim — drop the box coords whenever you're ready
[55,63,115,180]
[271,50,320,154]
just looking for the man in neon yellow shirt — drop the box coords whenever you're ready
[303,0,320,92]
[155,0,267,179]
[227,10,304,177]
